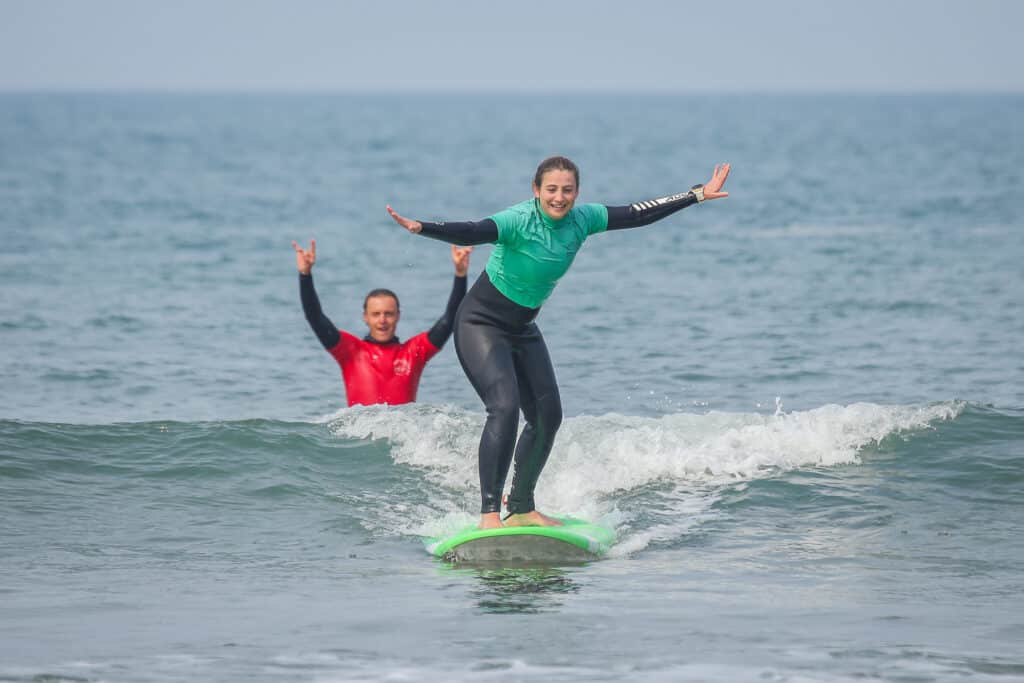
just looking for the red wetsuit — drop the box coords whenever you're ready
[329,331,439,406]
[299,271,466,407]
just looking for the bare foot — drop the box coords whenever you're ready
[503,510,563,527]
[478,512,503,530]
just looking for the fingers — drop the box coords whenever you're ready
[310,239,316,260]
[386,204,424,233]
[697,162,731,200]
[705,163,731,193]
[387,205,409,227]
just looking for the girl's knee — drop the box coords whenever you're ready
[524,398,561,435]
[484,390,520,428]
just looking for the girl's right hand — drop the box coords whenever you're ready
[386,205,423,234]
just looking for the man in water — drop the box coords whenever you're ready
[293,239,472,406]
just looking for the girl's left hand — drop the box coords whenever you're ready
[703,163,731,200]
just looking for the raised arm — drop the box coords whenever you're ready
[293,239,341,350]
[386,205,498,245]
[606,163,731,230]
[426,245,472,348]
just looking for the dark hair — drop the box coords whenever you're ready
[363,288,400,312]
[533,156,580,189]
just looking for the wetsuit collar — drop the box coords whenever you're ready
[363,334,400,345]
[533,198,567,229]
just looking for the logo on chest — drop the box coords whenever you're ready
[392,358,412,376]
[369,348,413,377]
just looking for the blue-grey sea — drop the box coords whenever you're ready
[1,93,1023,682]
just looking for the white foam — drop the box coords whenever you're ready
[325,400,964,552]
[324,403,482,537]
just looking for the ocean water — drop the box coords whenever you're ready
[1,93,1023,682]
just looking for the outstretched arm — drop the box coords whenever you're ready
[293,240,341,350]
[606,163,731,230]
[387,205,498,245]
[427,245,473,348]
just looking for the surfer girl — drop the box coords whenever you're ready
[387,157,730,529]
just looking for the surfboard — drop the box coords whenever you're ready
[424,516,615,564]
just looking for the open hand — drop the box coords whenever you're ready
[386,205,423,234]
[292,239,316,274]
[452,245,473,277]
[703,163,731,200]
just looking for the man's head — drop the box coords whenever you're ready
[362,289,400,342]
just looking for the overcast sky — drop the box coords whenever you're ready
[2,0,1022,92]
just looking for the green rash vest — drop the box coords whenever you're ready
[486,199,609,309]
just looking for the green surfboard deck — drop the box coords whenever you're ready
[424,516,616,564]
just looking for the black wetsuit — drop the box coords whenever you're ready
[418,190,701,514]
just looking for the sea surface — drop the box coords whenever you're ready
[1,93,1023,682]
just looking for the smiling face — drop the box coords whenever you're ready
[533,168,579,222]
[363,294,400,342]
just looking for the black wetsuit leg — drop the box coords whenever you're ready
[505,328,562,514]
[455,273,563,515]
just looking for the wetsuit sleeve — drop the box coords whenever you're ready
[299,273,341,350]
[605,189,700,230]
[418,219,498,246]
[426,275,467,349]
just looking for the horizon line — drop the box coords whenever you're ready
[2,86,1022,97]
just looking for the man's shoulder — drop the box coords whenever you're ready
[404,331,442,356]
[405,330,435,348]
[330,329,362,353]
[337,329,360,343]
